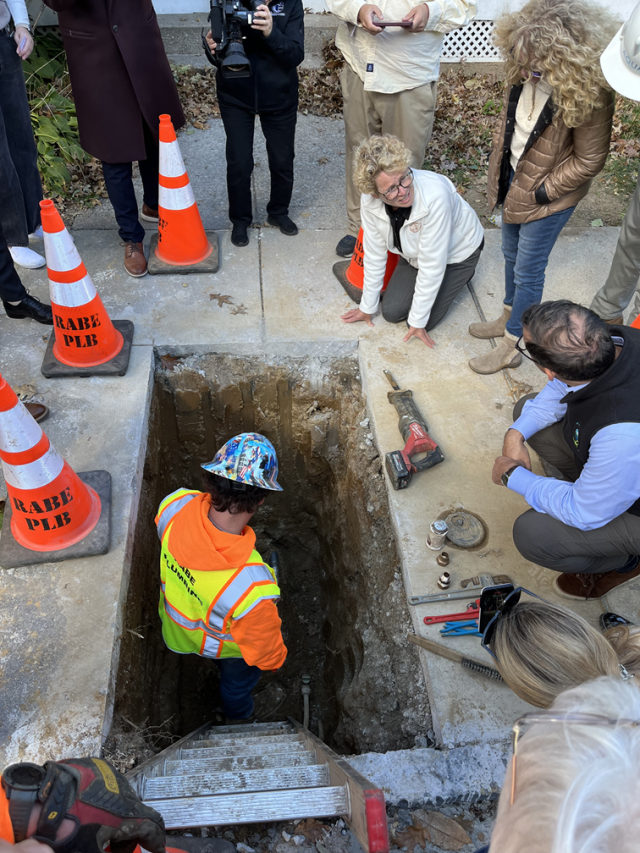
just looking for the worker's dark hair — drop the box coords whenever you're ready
[522,300,616,381]
[202,471,269,515]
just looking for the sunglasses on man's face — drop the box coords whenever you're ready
[481,586,547,660]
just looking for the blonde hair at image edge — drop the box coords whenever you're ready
[494,0,620,128]
[492,600,640,708]
[352,135,411,197]
[489,677,640,853]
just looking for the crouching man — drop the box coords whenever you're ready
[155,433,287,723]
[492,300,640,601]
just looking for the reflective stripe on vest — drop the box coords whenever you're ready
[155,488,201,542]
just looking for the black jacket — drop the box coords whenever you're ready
[214,0,304,113]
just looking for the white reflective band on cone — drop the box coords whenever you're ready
[0,400,43,454]
[159,139,187,178]
[2,444,65,490]
[49,273,98,308]
[43,228,83,273]
[159,183,196,211]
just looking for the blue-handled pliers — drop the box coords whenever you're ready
[440,620,482,636]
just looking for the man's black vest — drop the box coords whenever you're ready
[561,326,640,516]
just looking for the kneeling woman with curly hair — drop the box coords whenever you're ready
[468,0,618,375]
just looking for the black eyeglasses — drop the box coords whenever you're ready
[515,335,540,364]
[481,586,547,660]
[379,170,414,201]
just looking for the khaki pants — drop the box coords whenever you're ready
[341,65,437,236]
[590,169,640,321]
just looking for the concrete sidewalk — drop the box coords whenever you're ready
[1,115,637,787]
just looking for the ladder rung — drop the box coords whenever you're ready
[202,722,293,738]
[184,741,306,760]
[165,752,316,775]
[144,765,330,799]
[183,734,301,751]
[150,785,350,827]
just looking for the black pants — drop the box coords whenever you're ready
[218,102,297,227]
[101,120,159,243]
[0,217,28,303]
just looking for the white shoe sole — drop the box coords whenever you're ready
[140,212,159,223]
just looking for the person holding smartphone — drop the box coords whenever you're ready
[204,0,303,248]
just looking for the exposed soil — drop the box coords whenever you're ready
[111,351,431,757]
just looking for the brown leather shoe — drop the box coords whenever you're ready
[141,202,159,223]
[24,402,49,423]
[123,241,147,277]
[554,559,640,600]
[603,316,624,325]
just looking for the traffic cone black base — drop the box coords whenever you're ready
[0,470,112,569]
[41,319,134,378]
[333,260,362,304]
[147,231,219,276]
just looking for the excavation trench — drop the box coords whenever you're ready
[113,350,430,755]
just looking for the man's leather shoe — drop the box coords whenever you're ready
[24,402,49,423]
[141,203,159,223]
[3,294,53,325]
[267,214,298,236]
[336,235,356,258]
[123,241,147,277]
[231,225,249,247]
[554,558,640,601]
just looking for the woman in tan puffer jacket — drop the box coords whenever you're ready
[468,0,617,375]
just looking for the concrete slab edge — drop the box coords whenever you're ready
[346,741,509,806]
[154,341,358,359]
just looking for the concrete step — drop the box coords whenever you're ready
[151,785,350,827]
[143,764,330,799]
[164,751,317,774]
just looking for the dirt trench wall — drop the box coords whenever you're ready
[114,351,430,755]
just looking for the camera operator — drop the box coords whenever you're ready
[205,0,304,248]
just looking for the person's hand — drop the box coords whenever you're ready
[402,3,430,31]
[1,842,52,853]
[252,4,273,36]
[357,4,384,34]
[14,26,34,60]
[205,30,217,52]
[342,307,374,327]
[403,326,435,348]
[502,428,532,470]
[492,457,523,486]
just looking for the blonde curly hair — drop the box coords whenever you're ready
[353,135,412,196]
[494,0,620,128]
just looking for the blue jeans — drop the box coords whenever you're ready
[0,31,43,247]
[215,657,262,720]
[502,199,575,337]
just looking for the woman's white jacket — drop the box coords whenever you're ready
[359,169,485,329]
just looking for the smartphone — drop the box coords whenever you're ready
[372,19,412,27]
[478,583,515,633]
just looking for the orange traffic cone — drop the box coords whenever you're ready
[333,228,399,304]
[148,115,219,275]
[39,200,134,378]
[631,314,640,329]
[0,373,101,553]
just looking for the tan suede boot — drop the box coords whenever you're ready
[469,331,522,374]
[469,305,511,339]
[603,316,624,325]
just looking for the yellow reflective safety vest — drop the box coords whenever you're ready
[155,488,281,659]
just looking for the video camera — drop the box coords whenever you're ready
[202,0,261,79]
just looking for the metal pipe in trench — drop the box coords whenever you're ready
[301,674,311,729]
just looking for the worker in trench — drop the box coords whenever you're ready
[155,432,287,724]
[0,755,234,853]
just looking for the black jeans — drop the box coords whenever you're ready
[0,30,43,247]
[0,217,28,303]
[218,101,297,227]
[101,120,159,243]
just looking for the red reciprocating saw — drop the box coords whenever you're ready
[384,370,444,490]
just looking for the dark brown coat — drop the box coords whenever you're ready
[43,0,185,163]
[487,84,614,225]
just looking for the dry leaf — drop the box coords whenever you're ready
[294,819,330,843]
[318,156,329,165]
[210,292,234,307]
[13,384,37,401]
[230,304,248,315]
[394,823,430,849]
[412,811,471,852]
[160,354,183,371]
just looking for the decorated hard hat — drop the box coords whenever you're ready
[601,1,640,101]
[202,432,283,491]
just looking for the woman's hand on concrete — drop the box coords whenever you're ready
[252,5,273,37]
[341,307,374,327]
[357,4,384,33]
[402,3,430,31]
[14,26,34,60]
[205,30,217,52]
[403,326,435,348]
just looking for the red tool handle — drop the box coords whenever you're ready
[423,600,480,625]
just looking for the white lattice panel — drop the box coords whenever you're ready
[442,20,501,61]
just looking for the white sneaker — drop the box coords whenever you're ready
[29,226,44,240]
[9,246,46,269]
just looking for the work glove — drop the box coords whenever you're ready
[3,758,165,853]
